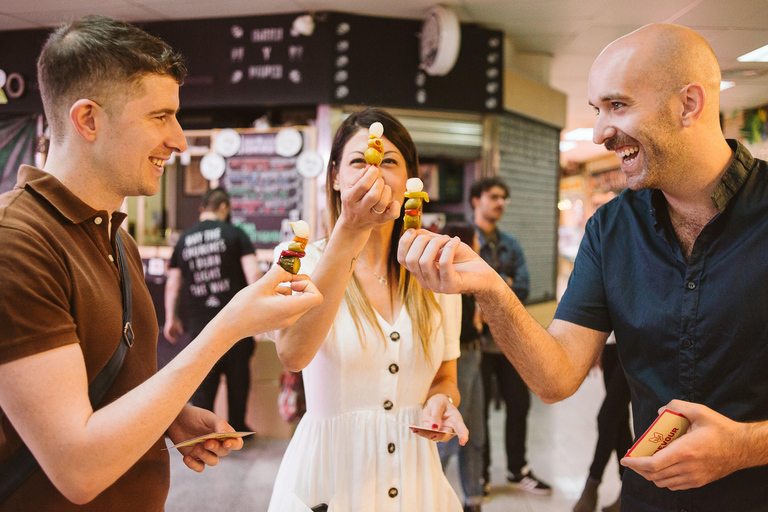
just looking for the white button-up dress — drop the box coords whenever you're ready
[268,241,462,512]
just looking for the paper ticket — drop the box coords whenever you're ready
[165,431,255,450]
[625,409,690,457]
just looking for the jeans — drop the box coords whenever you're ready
[439,343,486,506]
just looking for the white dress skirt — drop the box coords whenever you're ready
[268,241,463,512]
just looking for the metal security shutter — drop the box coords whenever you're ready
[337,107,484,160]
[494,112,559,303]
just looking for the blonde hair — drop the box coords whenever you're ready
[326,108,441,360]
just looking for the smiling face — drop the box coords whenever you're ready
[334,128,409,203]
[94,73,187,199]
[588,45,686,191]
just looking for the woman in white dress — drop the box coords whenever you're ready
[268,108,468,512]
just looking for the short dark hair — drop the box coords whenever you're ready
[469,176,509,201]
[200,188,230,211]
[37,15,187,141]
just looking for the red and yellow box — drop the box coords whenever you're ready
[625,409,690,458]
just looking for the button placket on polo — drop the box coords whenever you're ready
[88,213,118,269]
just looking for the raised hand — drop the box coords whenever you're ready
[210,264,323,343]
[397,229,496,295]
[338,164,401,231]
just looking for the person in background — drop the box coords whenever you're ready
[268,108,468,512]
[438,220,486,512]
[572,333,631,512]
[398,23,768,512]
[165,188,262,433]
[469,177,552,496]
[0,15,321,510]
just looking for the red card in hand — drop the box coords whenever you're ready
[625,409,690,458]
[390,419,456,438]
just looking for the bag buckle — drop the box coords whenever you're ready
[123,322,135,347]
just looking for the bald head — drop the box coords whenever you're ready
[588,24,732,192]
[594,24,721,117]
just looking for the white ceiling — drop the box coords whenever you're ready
[2,0,767,163]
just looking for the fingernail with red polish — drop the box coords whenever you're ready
[432,424,438,429]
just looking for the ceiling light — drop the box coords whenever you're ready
[560,141,578,152]
[720,81,735,91]
[738,44,768,62]
[563,128,594,141]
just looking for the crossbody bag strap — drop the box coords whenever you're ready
[0,231,134,505]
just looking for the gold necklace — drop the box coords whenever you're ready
[370,269,388,286]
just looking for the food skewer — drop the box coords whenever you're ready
[278,220,309,274]
[403,178,429,230]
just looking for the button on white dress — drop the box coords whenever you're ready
[268,241,463,512]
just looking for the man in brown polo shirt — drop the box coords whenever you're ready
[0,15,322,511]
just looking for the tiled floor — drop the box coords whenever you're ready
[164,369,624,512]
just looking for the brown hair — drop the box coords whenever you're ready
[37,15,187,142]
[326,108,440,359]
[200,188,230,211]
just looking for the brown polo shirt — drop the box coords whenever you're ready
[0,166,169,511]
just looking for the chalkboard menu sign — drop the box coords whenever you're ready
[324,12,503,113]
[0,11,502,115]
[143,14,333,108]
[221,132,303,249]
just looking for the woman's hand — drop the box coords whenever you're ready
[417,393,469,445]
[337,164,401,231]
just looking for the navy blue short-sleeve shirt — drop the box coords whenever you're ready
[556,140,768,511]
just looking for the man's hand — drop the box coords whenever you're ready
[621,400,752,490]
[211,264,323,342]
[419,393,469,446]
[397,229,496,295]
[166,404,243,473]
[163,316,184,344]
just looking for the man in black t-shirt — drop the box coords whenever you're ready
[165,188,261,431]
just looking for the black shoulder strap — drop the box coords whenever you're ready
[0,231,134,504]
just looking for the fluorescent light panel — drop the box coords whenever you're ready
[720,81,735,91]
[563,127,594,141]
[738,44,768,62]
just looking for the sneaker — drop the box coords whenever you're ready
[482,481,491,497]
[507,466,553,496]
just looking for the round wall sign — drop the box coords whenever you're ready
[274,127,304,157]
[214,128,241,157]
[419,5,461,76]
[296,151,325,178]
[199,152,226,180]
